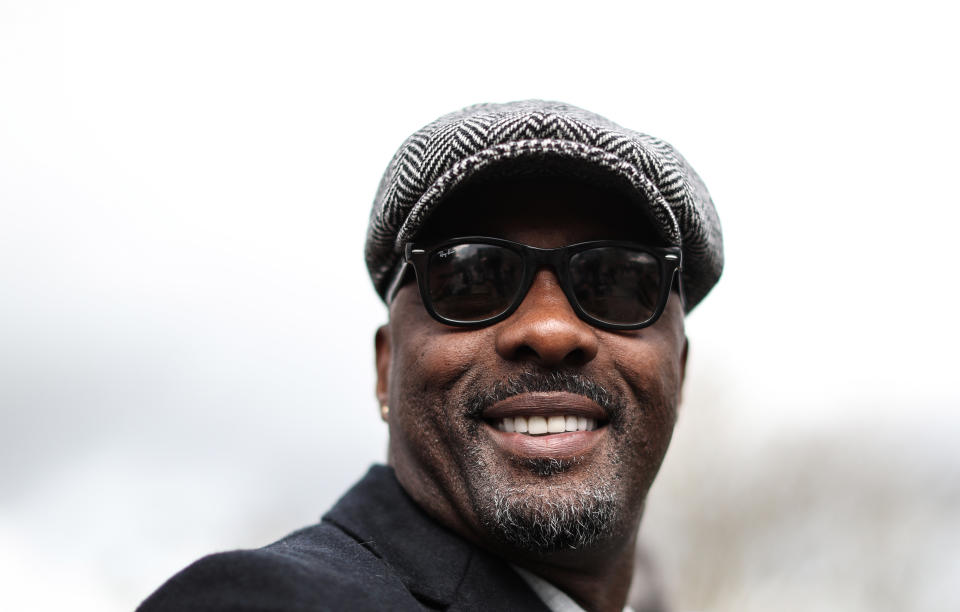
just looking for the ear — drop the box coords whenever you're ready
[375,324,391,409]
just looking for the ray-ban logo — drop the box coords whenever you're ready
[437,248,457,258]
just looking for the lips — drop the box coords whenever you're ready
[481,392,608,460]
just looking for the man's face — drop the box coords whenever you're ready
[376,176,687,559]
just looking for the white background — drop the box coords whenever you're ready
[1,1,958,610]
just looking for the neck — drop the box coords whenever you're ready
[512,530,639,612]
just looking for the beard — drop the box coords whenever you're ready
[481,471,621,553]
[458,370,636,554]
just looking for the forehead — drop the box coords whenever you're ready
[416,175,662,248]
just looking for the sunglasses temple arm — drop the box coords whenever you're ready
[674,267,687,311]
[385,261,411,305]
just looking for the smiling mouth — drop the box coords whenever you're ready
[480,392,609,460]
[481,391,608,439]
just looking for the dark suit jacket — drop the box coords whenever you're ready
[138,465,551,611]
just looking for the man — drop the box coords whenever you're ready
[139,100,723,612]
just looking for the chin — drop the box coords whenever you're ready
[461,439,635,555]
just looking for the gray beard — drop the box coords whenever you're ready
[485,480,620,553]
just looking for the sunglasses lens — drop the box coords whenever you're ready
[428,244,524,322]
[569,247,663,325]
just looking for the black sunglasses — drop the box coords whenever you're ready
[386,236,683,331]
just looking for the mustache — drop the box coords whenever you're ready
[463,370,630,422]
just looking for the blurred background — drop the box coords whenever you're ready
[1,1,957,610]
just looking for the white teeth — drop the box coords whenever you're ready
[496,415,600,435]
[528,416,548,435]
[547,415,566,433]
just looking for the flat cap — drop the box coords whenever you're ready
[365,100,723,311]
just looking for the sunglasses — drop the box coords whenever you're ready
[386,236,683,330]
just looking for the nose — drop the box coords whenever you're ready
[494,268,600,367]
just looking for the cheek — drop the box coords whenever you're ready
[384,310,499,512]
[386,295,495,457]
[606,331,685,469]
[623,301,686,420]
[390,327,487,403]
[387,287,504,401]
[389,288,481,392]
[610,329,684,407]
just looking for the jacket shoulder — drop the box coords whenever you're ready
[137,520,421,612]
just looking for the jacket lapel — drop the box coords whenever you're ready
[323,465,549,611]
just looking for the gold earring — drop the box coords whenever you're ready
[380,404,389,421]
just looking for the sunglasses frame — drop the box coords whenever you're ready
[387,236,683,331]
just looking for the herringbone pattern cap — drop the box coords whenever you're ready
[365,100,723,311]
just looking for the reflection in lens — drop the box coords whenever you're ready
[569,247,662,325]
[428,244,523,321]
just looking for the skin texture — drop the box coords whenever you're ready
[375,177,687,612]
